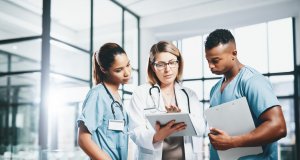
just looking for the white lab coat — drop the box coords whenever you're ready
[126,82,206,160]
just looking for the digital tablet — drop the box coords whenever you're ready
[145,113,198,137]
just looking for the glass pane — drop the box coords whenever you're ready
[204,79,220,100]
[182,36,203,79]
[51,0,90,50]
[278,98,296,160]
[50,40,90,80]
[93,1,122,50]
[0,39,41,71]
[0,1,42,40]
[268,18,294,73]
[0,72,40,158]
[0,53,8,72]
[182,80,203,100]
[48,73,89,150]
[235,23,268,74]
[124,11,138,69]
[203,34,219,78]
[269,75,294,96]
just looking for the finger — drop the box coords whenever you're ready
[175,124,186,131]
[177,108,181,112]
[210,127,225,135]
[165,106,172,113]
[166,120,176,128]
[172,122,186,130]
[170,104,177,110]
[155,121,161,131]
[173,105,181,112]
[208,133,215,141]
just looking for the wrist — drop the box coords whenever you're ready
[231,136,241,148]
[153,133,161,143]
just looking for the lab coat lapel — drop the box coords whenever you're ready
[174,82,188,113]
[153,84,167,112]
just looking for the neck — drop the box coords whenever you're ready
[224,61,244,82]
[103,81,119,92]
[160,82,174,90]
[160,82,175,95]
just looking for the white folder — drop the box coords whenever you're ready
[204,97,263,160]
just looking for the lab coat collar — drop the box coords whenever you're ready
[151,81,188,112]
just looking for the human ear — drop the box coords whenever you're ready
[232,50,237,56]
[232,50,237,60]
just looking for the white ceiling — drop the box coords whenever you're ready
[115,0,218,17]
[1,0,300,41]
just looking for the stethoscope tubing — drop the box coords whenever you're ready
[149,85,191,113]
[103,83,126,123]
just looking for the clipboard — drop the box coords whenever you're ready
[204,97,263,160]
[145,113,198,137]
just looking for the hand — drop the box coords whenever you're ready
[153,120,186,143]
[165,104,181,113]
[208,128,235,150]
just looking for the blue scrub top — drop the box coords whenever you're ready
[77,84,128,160]
[209,66,280,160]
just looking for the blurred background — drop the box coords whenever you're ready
[0,0,299,159]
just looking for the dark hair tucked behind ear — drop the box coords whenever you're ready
[205,29,235,51]
[93,43,126,85]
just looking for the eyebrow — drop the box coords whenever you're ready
[113,60,130,70]
[156,59,177,63]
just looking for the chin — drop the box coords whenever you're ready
[122,80,130,84]
[212,71,223,75]
[162,79,175,85]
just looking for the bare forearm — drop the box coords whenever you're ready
[79,136,111,160]
[78,124,112,160]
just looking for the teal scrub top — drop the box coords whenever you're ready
[209,66,280,160]
[77,84,128,160]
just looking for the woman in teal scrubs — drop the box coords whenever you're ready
[77,43,131,160]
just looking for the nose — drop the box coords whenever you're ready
[124,67,131,77]
[164,64,171,72]
[208,63,215,69]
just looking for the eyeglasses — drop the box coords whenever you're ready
[153,60,179,70]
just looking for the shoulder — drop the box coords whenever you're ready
[181,86,196,95]
[240,66,266,82]
[85,84,105,99]
[179,84,199,99]
[238,66,270,88]
[91,84,105,93]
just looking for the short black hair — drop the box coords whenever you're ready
[205,29,235,50]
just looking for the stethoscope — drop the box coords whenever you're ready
[146,85,191,113]
[102,83,126,124]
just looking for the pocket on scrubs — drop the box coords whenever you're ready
[106,130,127,147]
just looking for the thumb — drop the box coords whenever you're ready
[155,121,161,131]
[210,127,225,135]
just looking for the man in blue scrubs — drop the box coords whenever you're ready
[205,29,287,160]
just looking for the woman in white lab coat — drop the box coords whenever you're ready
[127,41,206,160]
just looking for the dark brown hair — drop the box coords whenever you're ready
[93,43,126,85]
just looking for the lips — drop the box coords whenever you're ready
[164,74,173,78]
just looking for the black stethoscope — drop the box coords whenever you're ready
[102,83,126,124]
[146,85,191,113]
